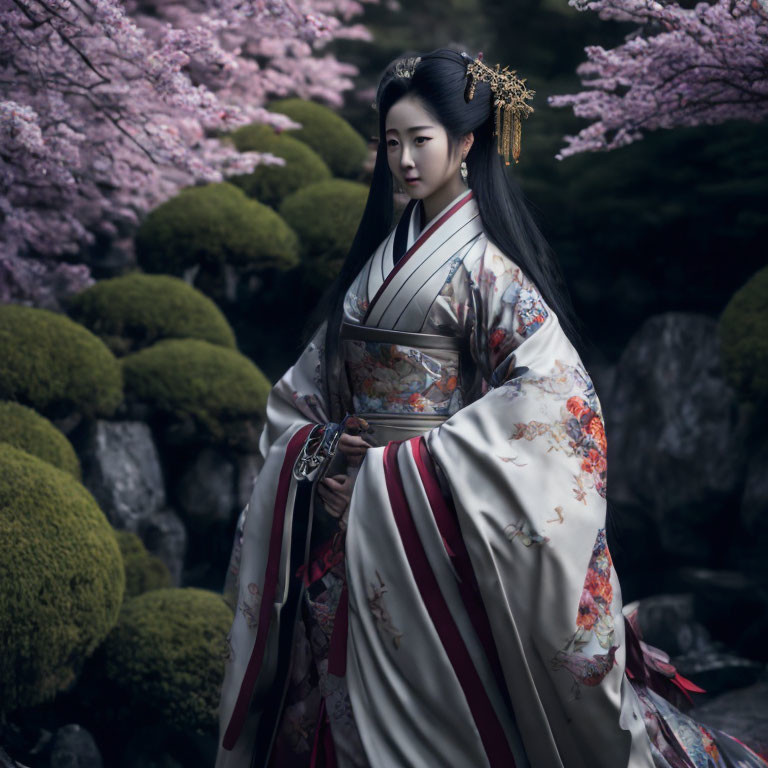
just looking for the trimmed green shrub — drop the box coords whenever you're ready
[230,123,331,207]
[122,339,270,442]
[69,273,236,356]
[720,265,768,403]
[0,444,124,713]
[0,305,123,419]
[115,531,172,599]
[280,179,368,284]
[136,183,299,276]
[103,588,233,732]
[0,401,81,479]
[269,98,368,178]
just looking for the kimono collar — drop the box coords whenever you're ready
[364,189,483,331]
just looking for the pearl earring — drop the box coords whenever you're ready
[460,159,468,183]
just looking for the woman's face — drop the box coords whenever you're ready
[385,95,471,218]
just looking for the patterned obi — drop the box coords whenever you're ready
[340,322,464,442]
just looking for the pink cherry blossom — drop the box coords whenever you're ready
[549,0,768,159]
[0,0,374,304]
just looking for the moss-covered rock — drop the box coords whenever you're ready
[230,123,331,207]
[115,531,173,599]
[103,588,232,732]
[280,179,368,285]
[269,98,368,178]
[0,305,123,419]
[0,444,124,713]
[720,266,768,403]
[122,339,270,444]
[0,401,81,479]
[136,183,299,276]
[69,273,236,356]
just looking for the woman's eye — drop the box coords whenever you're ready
[387,139,399,148]
[415,136,430,145]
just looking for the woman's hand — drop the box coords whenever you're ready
[337,433,370,468]
[318,473,354,530]
[337,416,371,468]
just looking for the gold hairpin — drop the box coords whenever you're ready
[464,52,535,165]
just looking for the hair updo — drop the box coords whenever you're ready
[376,50,494,158]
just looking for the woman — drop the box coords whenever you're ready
[216,49,767,768]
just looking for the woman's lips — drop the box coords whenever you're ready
[405,178,420,185]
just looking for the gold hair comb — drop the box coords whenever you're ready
[463,52,535,165]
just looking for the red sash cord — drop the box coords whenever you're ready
[382,441,516,767]
[222,423,314,751]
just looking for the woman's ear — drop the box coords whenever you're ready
[463,132,475,159]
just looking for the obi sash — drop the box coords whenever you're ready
[340,322,468,446]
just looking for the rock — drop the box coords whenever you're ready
[80,421,165,532]
[636,594,711,657]
[235,454,261,511]
[674,649,764,696]
[694,672,768,756]
[175,448,235,533]
[741,440,768,586]
[49,725,102,768]
[0,747,27,768]
[139,508,187,587]
[608,313,749,561]
[677,568,768,656]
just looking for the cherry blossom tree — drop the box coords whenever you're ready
[549,0,768,159]
[0,0,373,305]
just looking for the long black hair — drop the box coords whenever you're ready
[320,48,582,417]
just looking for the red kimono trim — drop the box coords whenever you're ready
[222,423,315,751]
[382,440,516,767]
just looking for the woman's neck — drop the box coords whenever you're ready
[421,177,468,223]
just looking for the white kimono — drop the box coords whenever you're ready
[216,189,767,768]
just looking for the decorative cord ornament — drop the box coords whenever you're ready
[462,52,535,165]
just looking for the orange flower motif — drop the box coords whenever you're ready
[584,567,613,607]
[408,392,425,411]
[576,588,599,630]
[567,396,591,420]
[586,416,607,454]
[699,727,720,759]
[581,450,604,475]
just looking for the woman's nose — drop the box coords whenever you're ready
[400,146,414,169]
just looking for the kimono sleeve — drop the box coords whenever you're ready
[465,243,551,386]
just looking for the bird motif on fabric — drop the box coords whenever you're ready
[552,646,618,698]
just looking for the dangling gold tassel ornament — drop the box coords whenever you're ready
[503,104,513,165]
[495,99,502,155]
[462,51,535,165]
[512,113,522,165]
[464,73,476,103]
